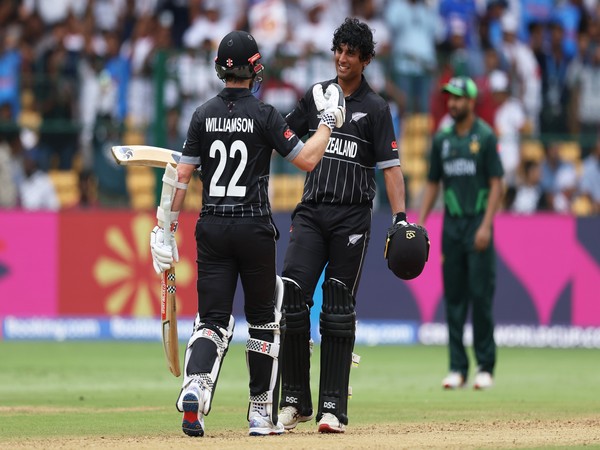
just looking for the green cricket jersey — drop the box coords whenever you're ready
[428,118,504,217]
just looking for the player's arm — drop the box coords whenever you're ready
[418,181,440,226]
[474,176,502,251]
[289,83,346,171]
[418,135,442,226]
[291,124,332,171]
[172,163,195,213]
[383,165,406,221]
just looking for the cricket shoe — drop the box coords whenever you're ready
[181,384,205,437]
[278,406,314,430]
[248,410,284,436]
[442,371,466,389]
[317,413,346,433]
[473,371,493,390]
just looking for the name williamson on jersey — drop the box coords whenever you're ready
[205,117,255,133]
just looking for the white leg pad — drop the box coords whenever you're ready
[176,314,235,414]
[246,276,283,422]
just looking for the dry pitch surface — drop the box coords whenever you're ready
[3,415,600,449]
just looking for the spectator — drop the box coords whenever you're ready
[566,41,600,158]
[489,69,529,187]
[480,0,509,50]
[292,1,336,57]
[0,138,18,208]
[385,0,445,113]
[510,160,545,213]
[123,15,157,133]
[438,0,480,50]
[19,148,60,211]
[474,45,503,127]
[34,44,80,170]
[539,20,572,137]
[551,0,584,59]
[0,101,19,208]
[0,25,22,119]
[182,0,231,51]
[440,16,485,78]
[498,13,542,133]
[248,0,288,61]
[19,0,88,28]
[540,141,578,213]
[578,135,600,214]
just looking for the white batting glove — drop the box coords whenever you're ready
[312,83,327,112]
[150,225,179,275]
[316,83,346,129]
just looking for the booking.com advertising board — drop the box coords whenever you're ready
[1,210,599,347]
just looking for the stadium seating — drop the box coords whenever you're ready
[48,170,80,208]
[270,174,304,211]
[126,166,155,210]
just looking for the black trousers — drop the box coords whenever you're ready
[194,215,279,328]
[282,202,372,302]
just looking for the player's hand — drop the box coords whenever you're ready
[316,83,346,129]
[474,223,491,251]
[150,225,179,274]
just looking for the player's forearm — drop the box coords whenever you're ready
[418,181,439,225]
[481,177,503,228]
[383,166,406,215]
[171,164,195,213]
[293,124,332,171]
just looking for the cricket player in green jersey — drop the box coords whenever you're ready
[418,76,504,390]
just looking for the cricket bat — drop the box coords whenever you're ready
[161,265,181,377]
[111,145,183,377]
[157,164,182,377]
[111,145,181,168]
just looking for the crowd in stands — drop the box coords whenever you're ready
[0,0,599,215]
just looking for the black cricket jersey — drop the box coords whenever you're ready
[180,87,303,217]
[286,76,400,205]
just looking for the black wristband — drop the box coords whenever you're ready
[392,212,407,225]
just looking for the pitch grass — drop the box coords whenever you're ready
[0,342,599,440]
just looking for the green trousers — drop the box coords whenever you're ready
[441,215,496,379]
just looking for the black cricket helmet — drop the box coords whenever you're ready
[384,223,430,280]
[215,30,264,81]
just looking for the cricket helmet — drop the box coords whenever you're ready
[215,30,264,81]
[384,222,430,280]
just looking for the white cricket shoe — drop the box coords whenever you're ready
[181,383,205,437]
[442,371,466,389]
[317,412,346,433]
[279,406,314,430]
[248,410,284,436]
[473,371,494,390]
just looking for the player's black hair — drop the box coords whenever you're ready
[331,17,376,62]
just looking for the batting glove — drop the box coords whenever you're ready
[314,83,346,129]
[150,225,179,275]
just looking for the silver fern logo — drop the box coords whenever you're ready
[351,112,367,122]
[348,234,363,246]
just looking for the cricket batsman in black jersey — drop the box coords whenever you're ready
[278,18,407,433]
[149,30,345,437]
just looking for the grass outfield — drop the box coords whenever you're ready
[1,342,599,448]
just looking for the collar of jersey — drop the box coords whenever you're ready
[331,75,369,101]
[219,87,253,100]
